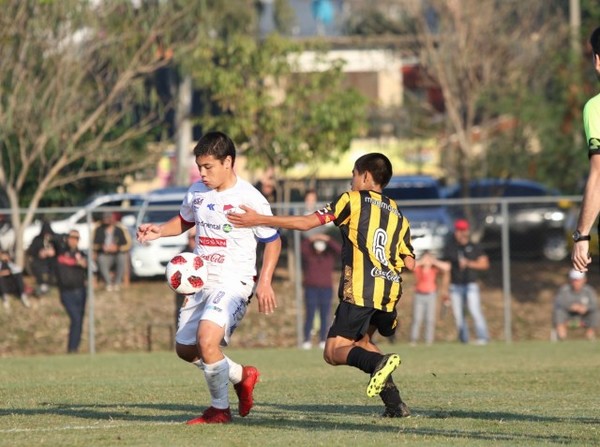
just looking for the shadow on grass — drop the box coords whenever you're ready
[1,400,597,443]
[0,402,195,423]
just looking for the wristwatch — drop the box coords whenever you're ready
[572,230,591,243]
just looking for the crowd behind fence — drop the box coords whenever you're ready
[0,194,589,353]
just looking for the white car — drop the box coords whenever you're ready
[128,188,190,278]
[19,193,145,252]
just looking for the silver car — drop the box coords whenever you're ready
[127,188,190,278]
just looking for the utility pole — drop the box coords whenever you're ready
[570,0,581,56]
[175,76,193,186]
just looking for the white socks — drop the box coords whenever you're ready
[193,356,243,384]
[203,358,229,409]
[224,355,243,385]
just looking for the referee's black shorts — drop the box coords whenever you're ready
[328,300,398,341]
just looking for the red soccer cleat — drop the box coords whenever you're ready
[234,366,260,417]
[186,406,232,425]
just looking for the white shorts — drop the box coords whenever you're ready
[175,280,254,347]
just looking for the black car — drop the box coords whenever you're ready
[445,179,570,261]
[383,175,453,257]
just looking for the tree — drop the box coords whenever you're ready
[341,1,579,189]
[0,0,201,265]
[397,1,566,187]
[189,33,367,178]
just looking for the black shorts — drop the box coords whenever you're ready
[328,300,398,341]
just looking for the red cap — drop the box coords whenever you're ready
[454,219,470,231]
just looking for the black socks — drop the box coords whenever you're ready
[346,346,383,374]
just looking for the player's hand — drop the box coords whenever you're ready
[571,241,592,272]
[136,223,161,243]
[255,282,277,315]
[227,205,259,228]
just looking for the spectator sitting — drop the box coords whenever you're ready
[0,250,31,309]
[92,212,132,292]
[26,220,57,296]
[553,269,598,341]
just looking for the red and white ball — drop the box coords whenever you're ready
[165,252,207,295]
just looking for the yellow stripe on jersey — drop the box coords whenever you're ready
[348,192,366,307]
[321,190,414,311]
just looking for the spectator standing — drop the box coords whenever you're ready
[300,233,341,350]
[0,250,31,309]
[92,212,132,291]
[54,230,88,353]
[255,180,277,204]
[26,220,56,296]
[553,269,598,341]
[409,251,450,346]
[441,219,490,345]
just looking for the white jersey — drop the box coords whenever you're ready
[179,178,279,286]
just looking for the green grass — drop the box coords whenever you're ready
[1,341,599,447]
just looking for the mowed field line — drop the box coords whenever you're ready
[1,420,181,434]
[1,342,599,447]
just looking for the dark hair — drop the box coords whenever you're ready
[353,153,393,188]
[40,220,54,236]
[591,27,600,56]
[193,131,236,166]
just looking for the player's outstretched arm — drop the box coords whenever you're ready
[136,215,192,243]
[136,223,161,243]
[228,205,322,231]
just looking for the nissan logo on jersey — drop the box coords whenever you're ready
[199,237,227,247]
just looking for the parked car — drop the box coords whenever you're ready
[383,175,452,257]
[2,193,144,253]
[444,178,570,261]
[127,188,189,278]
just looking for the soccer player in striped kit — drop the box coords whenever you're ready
[228,153,415,418]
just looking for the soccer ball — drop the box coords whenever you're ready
[165,252,208,295]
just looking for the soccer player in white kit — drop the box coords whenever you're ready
[137,131,281,424]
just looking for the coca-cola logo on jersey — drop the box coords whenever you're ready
[370,267,401,283]
[201,253,225,264]
[199,236,227,247]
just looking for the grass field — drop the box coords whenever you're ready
[1,341,599,447]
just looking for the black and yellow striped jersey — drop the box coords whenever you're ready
[315,190,414,311]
